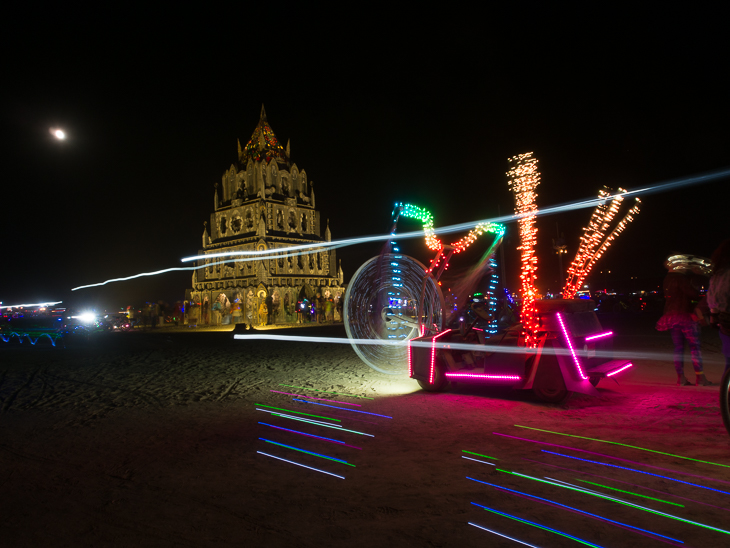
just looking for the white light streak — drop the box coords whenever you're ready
[2,300,62,309]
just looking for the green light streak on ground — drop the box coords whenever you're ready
[279,385,374,399]
[514,425,730,469]
[261,439,356,467]
[463,450,499,460]
[256,403,341,422]
[478,505,605,548]
[575,479,684,507]
[495,468,730,536]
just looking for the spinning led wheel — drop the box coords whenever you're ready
[343,253,445,375]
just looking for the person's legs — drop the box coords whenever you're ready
[670,326,687,378]
[684,322,712,385]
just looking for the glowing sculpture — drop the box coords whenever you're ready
[563,187,641,299]
[507,153,541,347]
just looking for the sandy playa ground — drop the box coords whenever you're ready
[1,315,729,547]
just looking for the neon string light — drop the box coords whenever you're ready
[514,425,730,468]
[269,390,361,406]
[462,456,495,466]
[259,438,355,467]
[556,313,588,379]
[467,477,683,544]
[493,431,729,486]
[266,412,374,437]
[470,502,606,548]
[430,329,452,384]
[257,451,344,479]
[522,458,730,513]
[462,450,499,460]
[575,479,683,507]
[495,468,730,536]
[291,399,392,418]
[258,423,362,450]
[278,384,374,399]
[507,153,540,347]
[606,363,633,377]
[255,403,341,422]
[541,450,730,496]
[445,373,521,380]
[584,331,613,341]
[1,333,60,346]
[468,522,541,548]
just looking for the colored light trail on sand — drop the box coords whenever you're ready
[522,457,730,513]
[514,425,730,468]
[467,477,683,544]
[470,502,606,548]
[468,522,541,548]
[257,451,344,479]
[258,423,362,449]
[493,431,729,486]
[542,450,730,495]
[255,403,341,422]
[463,450,499,461]
[495,468,730,536]
[575,479,683,507]
[291,399,392,418]
[270,390,361,406]
[258,410,375,437]
[259,438,355,467]
[279,384,374,399]
[462,456,495,466]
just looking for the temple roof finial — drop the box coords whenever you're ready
[260,104,267,121]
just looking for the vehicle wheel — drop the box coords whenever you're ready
[417,362,448,392]
[533,360,569,403]
[721,367,730,436]
[589,376,600,387]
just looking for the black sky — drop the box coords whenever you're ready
[2,8,728,311]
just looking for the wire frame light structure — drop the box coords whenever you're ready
[507,153,541,348]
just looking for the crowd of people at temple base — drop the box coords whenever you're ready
[125,301,183,328]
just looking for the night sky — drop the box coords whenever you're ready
[3,9,728,312]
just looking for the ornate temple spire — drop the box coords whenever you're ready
[239,105,287,166]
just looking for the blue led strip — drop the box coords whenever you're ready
[292,398,392,418]
[258,423,362,450]
[259,438,355,467]
[542,450,730,496]
[467,477,683,544]
[470,502,606,548]
[468,522,542,548]
[257,451,344,479]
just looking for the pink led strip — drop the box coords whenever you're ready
[556,313,588,380]
[445,373,521,380]
[429,330,452,384]
[585,331,613,341]
[407,341,413,377]
[606,363,633,377]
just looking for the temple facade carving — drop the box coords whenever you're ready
[185,106,344,326]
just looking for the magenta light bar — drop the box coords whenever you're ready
[430,329,452,384]
[585,331,613,341]
[556,312,588,380]
[445,372,521,380]
[407,339,413,377]
[606,363,633,377]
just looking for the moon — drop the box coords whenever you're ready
[50,128,66,140]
